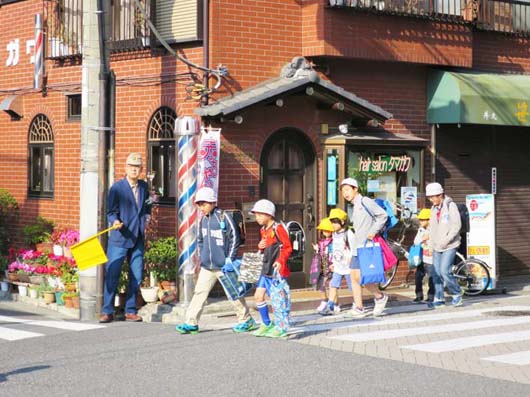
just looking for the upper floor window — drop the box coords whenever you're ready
[28,114,54,198]
[147,107,177,204]
[67,94,82,120]
[45,0,83,58]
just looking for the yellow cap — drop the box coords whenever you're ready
[316,217,334,232]
[418,208,431,220]
[329,208,348,222]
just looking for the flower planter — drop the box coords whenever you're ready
[29,288,39,299]
[71,296,80,308]
[43,291,56,304]
[17,273,31,283]
[55,291,65,305]
[7,273,19,282]
[65,282,77,292]
[140,287,159,303]
[35,241,53,252]
[29,275,46,285]
[63,296,73,308]
[18,285,28,297]
[53,244,64,256]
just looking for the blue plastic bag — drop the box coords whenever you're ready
[218,258,254,300]
[270,270,291,332]
[408,244,423,269]
[357,242,386,286]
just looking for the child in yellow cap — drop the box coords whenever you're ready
[310,217,334,312]
[413,208,435,303]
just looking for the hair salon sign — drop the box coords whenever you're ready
[358,155,412,173]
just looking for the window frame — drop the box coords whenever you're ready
[66,93,82,121]
[28,114,55,199]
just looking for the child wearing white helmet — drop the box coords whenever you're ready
[250,199,293,338]
[175,187,257,334]
[425,182,463,308]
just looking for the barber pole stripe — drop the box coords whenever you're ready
[176,117,200,274]
[34,14,43,90]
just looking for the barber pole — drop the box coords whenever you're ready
[34,14,43,90]
[175,116,201,304]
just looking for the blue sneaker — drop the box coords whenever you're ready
[232,317,258,333]
[175,323,199,334]
[451,293,464,307]
[427,300,445,309]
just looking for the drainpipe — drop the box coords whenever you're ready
[430,124,437,182]
[201,0,209,106]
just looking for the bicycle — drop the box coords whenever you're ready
[378,206,492,296]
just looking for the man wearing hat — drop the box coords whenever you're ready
[100,153,151,323]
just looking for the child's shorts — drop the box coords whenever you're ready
[330,272,352,290]
[349,255,360,270]
[256,275,274,296]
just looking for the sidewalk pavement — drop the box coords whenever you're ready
[138,274,530,324]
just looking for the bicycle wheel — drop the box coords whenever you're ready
[454,259,490,296]
[378,264,398,290]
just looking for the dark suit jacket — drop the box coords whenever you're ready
[107,178,151,248]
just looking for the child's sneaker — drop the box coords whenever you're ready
[373,294,388,316]
[318,302,333,316]
[343,306,367,319]
[252,322,274,337]
[264,326,287,338]
[175,323,199,334]
[427,300,445,309]
[232,317,257,333]
[316,300,328,312]
[451,292,464,307]
[333,304,341,314]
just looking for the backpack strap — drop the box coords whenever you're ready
[360,197,374,219]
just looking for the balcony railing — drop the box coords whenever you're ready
[329,0,530,35]
[44,0,153,59]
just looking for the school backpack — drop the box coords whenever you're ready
[456,203,470,235]
[274,220,306,260]
[219,209,246,245]
[362,197,399,236]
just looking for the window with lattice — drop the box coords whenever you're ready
[28,114,54,197]
[147,107,176,204]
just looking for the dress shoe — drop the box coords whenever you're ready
[99,313,114,323]
[125,313,142,322]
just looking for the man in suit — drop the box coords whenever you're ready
[100,153,151,323]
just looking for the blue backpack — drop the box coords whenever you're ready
[361,197,399,237]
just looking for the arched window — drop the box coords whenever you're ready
[147,106,176,203]
[28,114,54,197]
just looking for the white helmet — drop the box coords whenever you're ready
[250,199,276,217]
[340,177,359,188]
[425,182,444,197]
[194,187,217,203]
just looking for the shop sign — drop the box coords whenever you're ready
[5,38,36,66]
[466,194,496,289]
[358,155,412,173]
[401,186,417,215]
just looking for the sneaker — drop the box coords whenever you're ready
[343,307,367,319]
[333,304,341,315]
[451,293,464,307]
[373,294,389,317]
[252,322,274,337]
[316,301,328,312]
[427,300,445,309]
[319,303,333,316]
[264,326,287,338]
[232,317,258,333]
[175,323,199,334]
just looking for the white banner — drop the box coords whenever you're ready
[198,127,221,195]
[466,194,496,289]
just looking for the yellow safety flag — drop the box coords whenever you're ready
[70,225,118,271]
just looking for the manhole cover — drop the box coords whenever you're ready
[482,310,530,317]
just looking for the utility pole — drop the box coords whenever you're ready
[79,0,110,320]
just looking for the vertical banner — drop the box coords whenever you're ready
[198,127,221,195]
[466,194,496,289]
[401,186,418,216]
[175,116,200,304]
[34,14,43,90]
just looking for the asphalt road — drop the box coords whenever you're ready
[1,300,530,396]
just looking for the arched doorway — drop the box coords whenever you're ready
[260,128,316,287]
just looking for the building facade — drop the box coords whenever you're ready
[1,0,530,288]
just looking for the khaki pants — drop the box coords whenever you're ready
[186,267,251,326]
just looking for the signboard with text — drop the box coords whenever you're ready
[466,194,496,289]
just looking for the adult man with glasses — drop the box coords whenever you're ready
[425,182,463,308]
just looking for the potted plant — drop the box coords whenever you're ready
[28,285,39,299]
[140,284,159,303]
[63,291,79,308]
[38,284,56,304]
[144,237,177,291]
[22,216,55,251]
[0,189,18,256]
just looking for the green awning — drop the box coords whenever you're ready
[427,70,530,126]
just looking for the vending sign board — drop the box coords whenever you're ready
[466,194,496,289]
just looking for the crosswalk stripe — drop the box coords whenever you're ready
[330,317,530,342]
[482,350,530,366]
[0,315,105,331]
[0,326,43,341]
[402,330,530,353]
